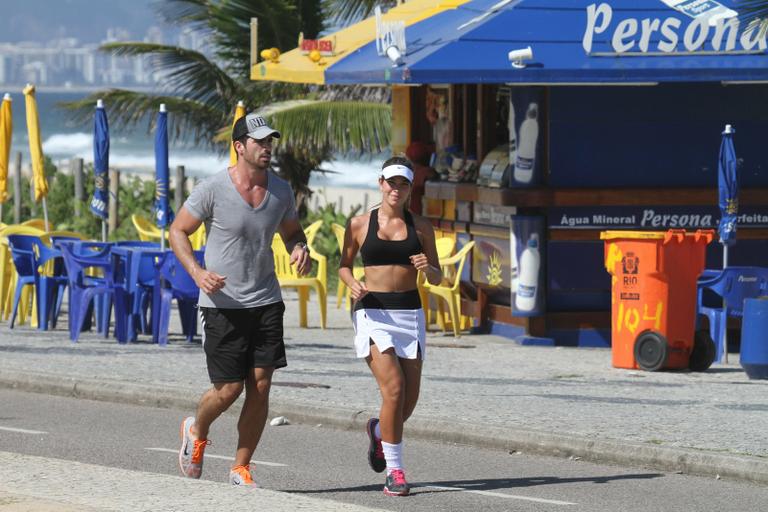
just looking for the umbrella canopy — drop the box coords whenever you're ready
[23,84,48,202]
[0,94,11,204]
[718,124,738,246]
[154,104,173,229]
[90,100,110,219]
[229,100,246,166]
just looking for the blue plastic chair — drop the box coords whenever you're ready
[58,241,119,342]
[6,234,67,330]
[696,266,768,362]
[110,246,163,342]
[153,251,203,345]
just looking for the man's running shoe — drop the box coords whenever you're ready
[179,416,210,479]
[366,418,386,473]
[383,469,410,497]
[229,465,257,486]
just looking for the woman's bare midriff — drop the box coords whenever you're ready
[364,264,418,293]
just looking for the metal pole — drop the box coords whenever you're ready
[250,18,258,70]
[41,197,49,231]
[722,244,729,364]
[108,169,119,237]
[13,152,21,223]
[161,229,166,251]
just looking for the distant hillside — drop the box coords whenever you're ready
[2,0,156,43]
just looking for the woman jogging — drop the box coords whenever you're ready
[339,155,442,496]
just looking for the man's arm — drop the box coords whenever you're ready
[277,216,311,276]
[170,207,226,294]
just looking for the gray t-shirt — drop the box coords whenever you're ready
[184,169,298,309]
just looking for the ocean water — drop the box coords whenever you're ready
[3,91,380,189]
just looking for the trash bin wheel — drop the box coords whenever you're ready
[634,330,669,371]
[688,329,716,372]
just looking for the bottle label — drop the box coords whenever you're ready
[515,156,534,171]
[518,284,536,299]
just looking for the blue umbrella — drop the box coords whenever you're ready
[717,123,738,363]
[718,124,738,249]
[154,104,173,249]
[91,99,109,241]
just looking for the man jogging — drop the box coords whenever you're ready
[171,112,310,486]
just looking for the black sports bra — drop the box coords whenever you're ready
[360,208,423,267]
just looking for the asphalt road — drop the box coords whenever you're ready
[1,389,766,512]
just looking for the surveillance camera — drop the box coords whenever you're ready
[386,45,404,67]
[508,46,533,68]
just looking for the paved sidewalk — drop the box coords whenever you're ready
[1,292,767,486]
[0,451,386,512]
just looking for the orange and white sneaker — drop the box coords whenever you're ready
[179,416,210,479]
[229,464,257,486]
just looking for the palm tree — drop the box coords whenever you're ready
[737,0,768,22]
[63,0,392,214]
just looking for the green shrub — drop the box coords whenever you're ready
[303,202,361,295]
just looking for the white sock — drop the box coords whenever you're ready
[374,422,382,440]
[381,441,403,473]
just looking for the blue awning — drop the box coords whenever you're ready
[325,0,509,84]
[325,0,768,85]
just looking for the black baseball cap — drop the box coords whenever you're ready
[232,113,281,141]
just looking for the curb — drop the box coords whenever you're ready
[2,369,767,485]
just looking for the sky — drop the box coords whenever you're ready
[1,0,158,43]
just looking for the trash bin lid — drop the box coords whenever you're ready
[600,231,666,240]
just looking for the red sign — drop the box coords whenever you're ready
[300,39,334,56]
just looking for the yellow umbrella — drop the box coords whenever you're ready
[229,100,246,166]
[23,84,49,203]
[0,93,11,205]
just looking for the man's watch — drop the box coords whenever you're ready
[295,242,309,252]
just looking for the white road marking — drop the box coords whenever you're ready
[144,447,288,467]
[0,426,48,435]
[418,484,577,505]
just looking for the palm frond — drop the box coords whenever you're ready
[323,0,396,25]
[737,0,768,22]
[100,42,238,109]
[736,1,768,36]
[59,90,226,149]
[153,0,211,26]
[258,100,391,154]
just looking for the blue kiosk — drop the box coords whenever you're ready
[257,0,768,346]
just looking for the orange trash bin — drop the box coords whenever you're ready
[601,229,714,371]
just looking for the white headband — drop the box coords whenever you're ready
[381,164,414,182]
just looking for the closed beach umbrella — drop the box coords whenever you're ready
[0,94,11,218]
[23,84,49,230]
[717,123,738,362]
[91,99,110,241]
[229,100,246,166]
[718,124,738,249]
[154,104,173,248]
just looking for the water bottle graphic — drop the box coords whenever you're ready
[661,0,736,27]
[514,103,538,185]
[510,230,520,292]
[515,233,540,312]
[508,95,517,166]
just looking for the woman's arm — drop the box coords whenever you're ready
[339,215,369,300]
[411,216,443,286]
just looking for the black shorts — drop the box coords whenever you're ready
[199,302,287,383]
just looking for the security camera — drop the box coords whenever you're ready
[508,46,533,69]
[386,45,404,67]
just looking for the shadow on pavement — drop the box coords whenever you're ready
[284,472,664,495]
